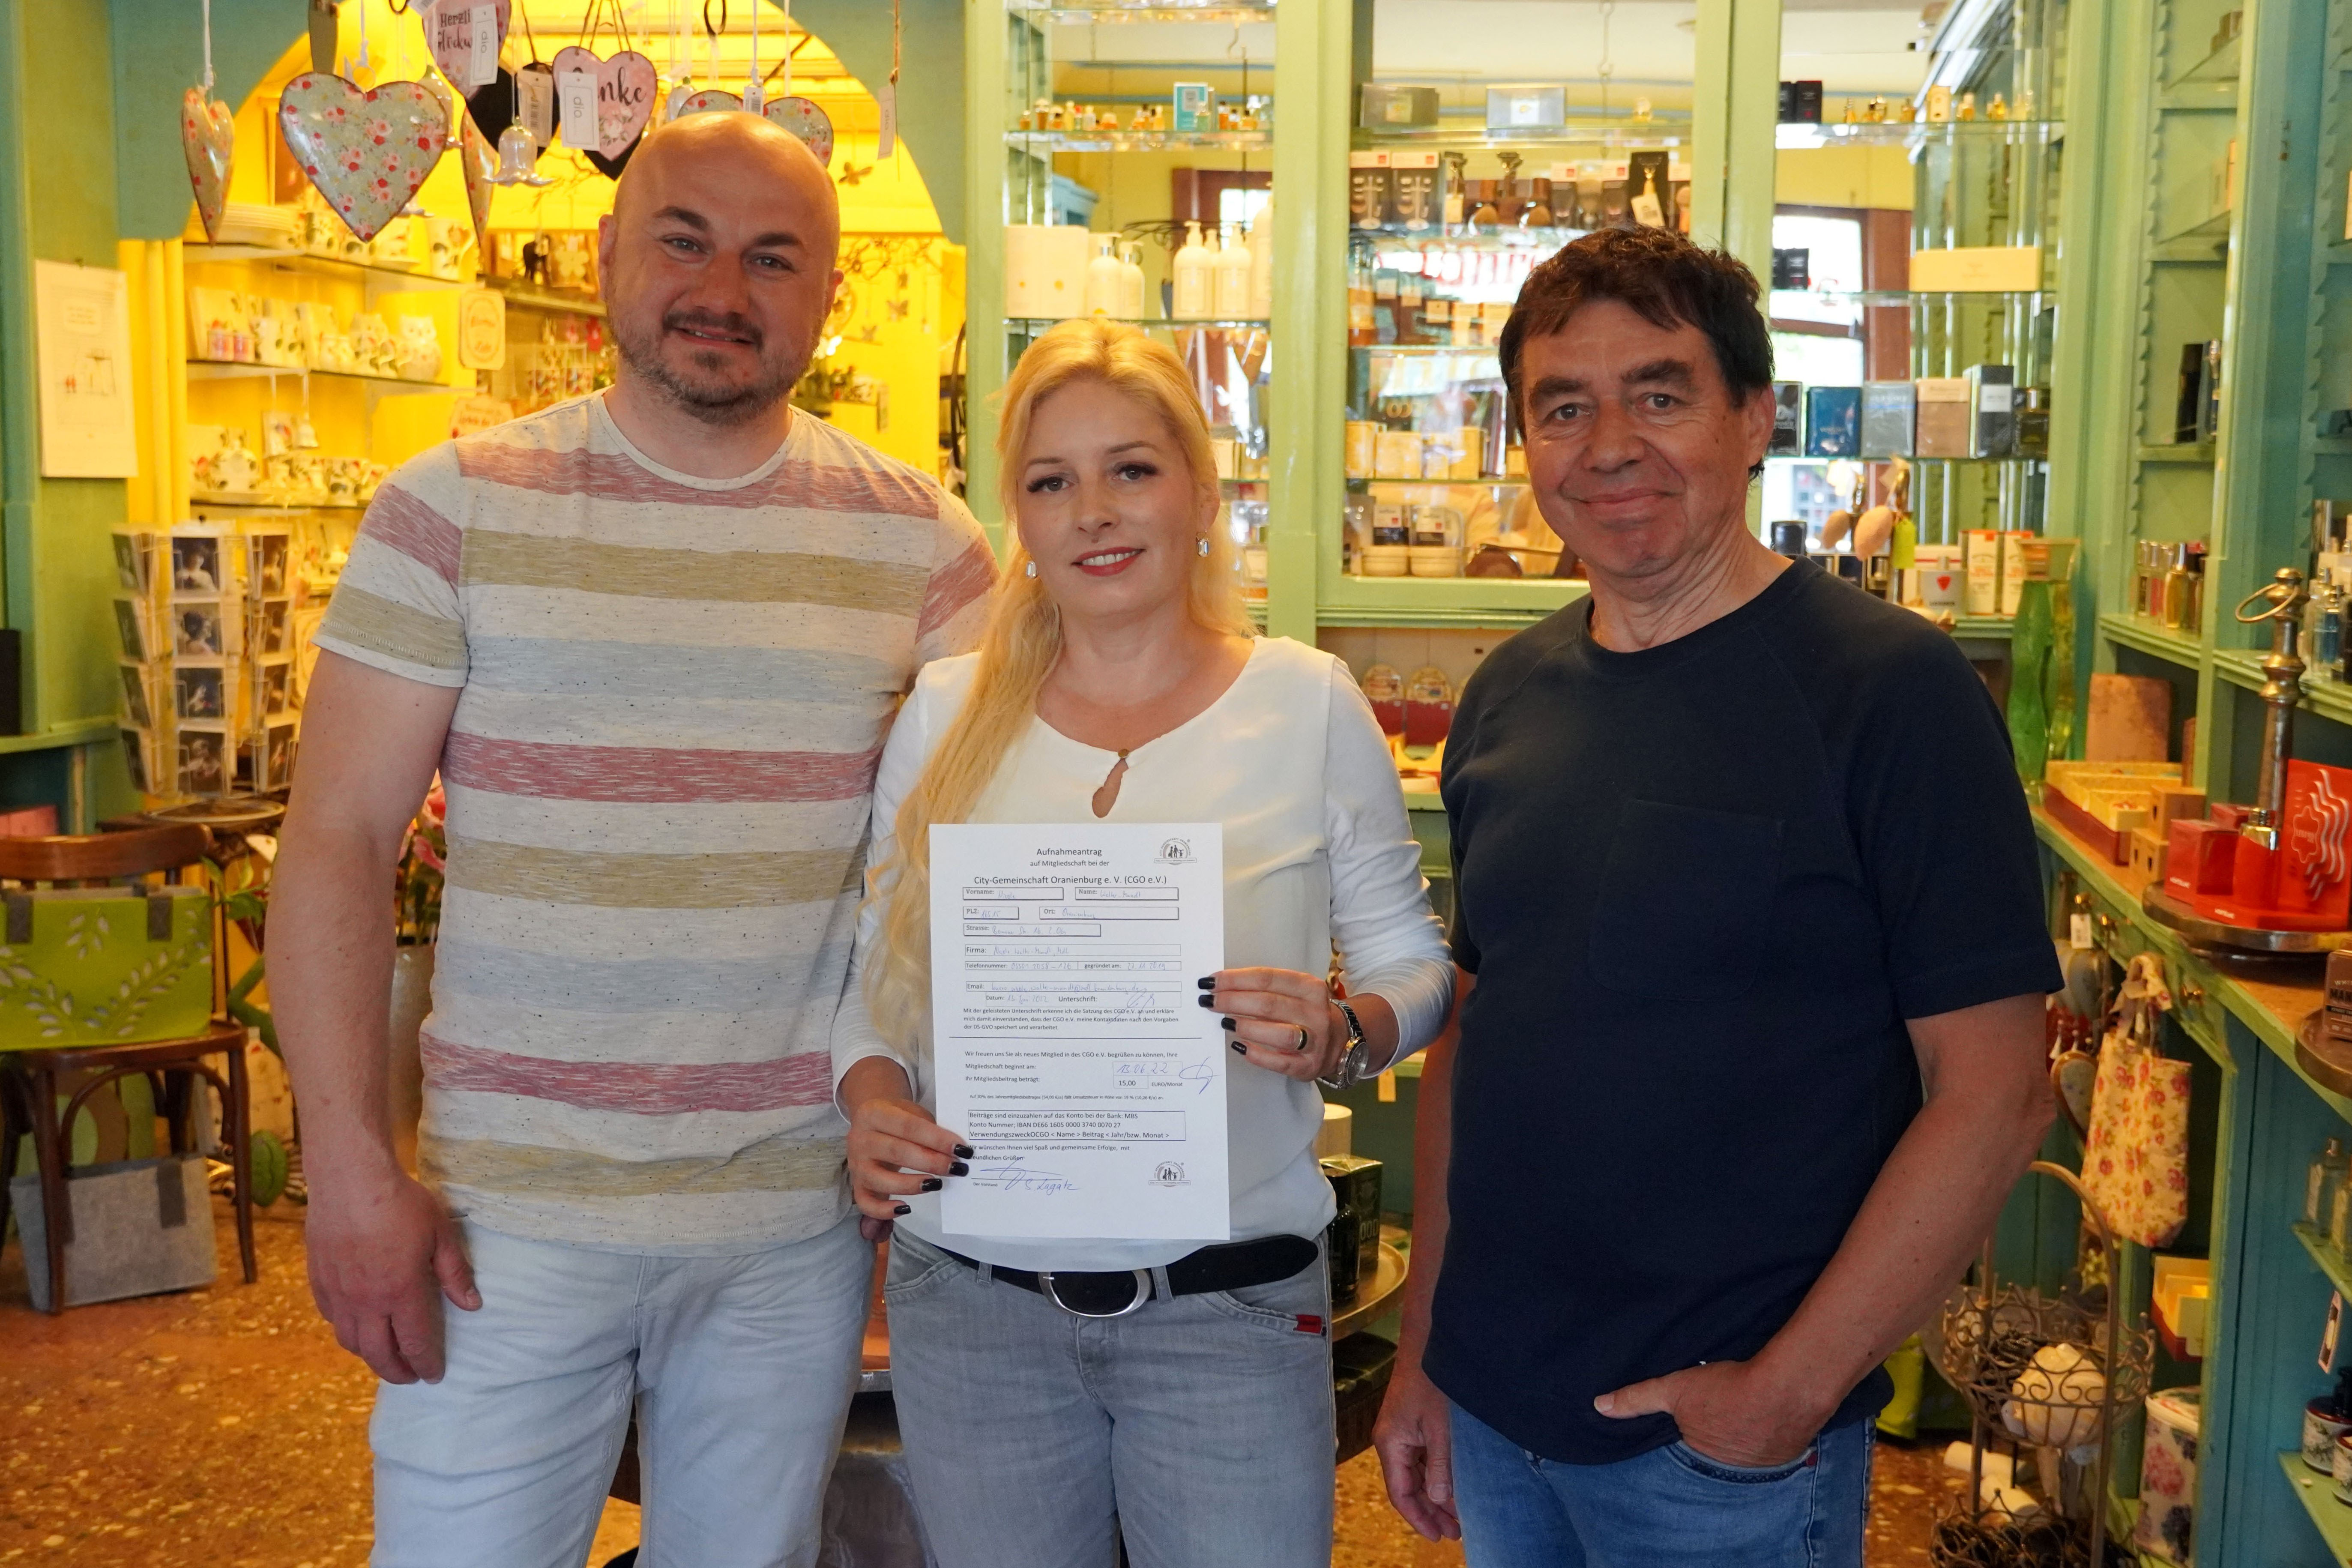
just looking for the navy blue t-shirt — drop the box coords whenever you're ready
[1426,558,2060,1466]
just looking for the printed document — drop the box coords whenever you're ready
[929,823,1230,1240]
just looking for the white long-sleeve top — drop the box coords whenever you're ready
[830,635,1454,1271]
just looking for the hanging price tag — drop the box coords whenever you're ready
[877,82,897,160]
[517,67,555,147]
[742,76,765,115]
[2070,913,2094,950]
[559,68,597,149]
[466,3,500,90]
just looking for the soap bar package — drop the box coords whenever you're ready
[1962,529,2002,616]
[1999,530,2029,616]
[1804,387,1860,457]
[1861,381,1916,457]
[1770,382,1804,454]
[1966,364,2016,458]
[1914,378,1972,457]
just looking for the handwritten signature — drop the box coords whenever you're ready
[1114,1056,1219,1096]
[970,1158,1080,1194]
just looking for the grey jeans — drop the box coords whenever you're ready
[884,1230,1338,1568]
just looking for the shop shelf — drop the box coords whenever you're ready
[1011,0,1273,18]
[2292,1223,2352,1297]
[2278,1452,2352,1560]
[1353,124,1689,152]
[1011,316,1269,330]
[2155,212,2234,260]
[189,497,365,512]
[183,242,470,292]
[185,361,453,396]
[1005,129,1269,153]
[487,279,605,318]
[1764,452,2045,465]
[2212,646,2352,731]
[1949,614,2017,639]
[2316,433,2352,457]
[1352,475,1530,490]
[0,718,121,757]
[1773,118,2063,150]
[2100,611,2205,668]
[1770,287,2050,307]
[2137,442,2214,463]
[1320,573,1586,629]
[2165,30,2242,94]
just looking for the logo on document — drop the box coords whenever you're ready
[1156,838,1194,864]
[1151,1161,1189,1187]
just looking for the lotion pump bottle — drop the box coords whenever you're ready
[1084,233,1124,317]
[1246,197,1275,319]
[1173,221,1211,321]
[1212,222,1252,320]
[1118,242,1148,318]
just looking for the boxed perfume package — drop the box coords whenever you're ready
[1860,382,1916,457]
[1804,387,1860,458]
[1999,530,2029,616]
[1963,528,2002,616]
[1966,364,2016,458]
[1770,382,1804,454]
[1349,153,1392,233]
[1914,378,1972,458]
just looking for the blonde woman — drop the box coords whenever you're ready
[830,319,1452,1568]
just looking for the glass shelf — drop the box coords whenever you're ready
[1005,130,1270,153]
[1770,287,2050,307]
[1352,475,1529,489]
[1764,452,2047,464]
[487,279,606,318]
[1774,119,2062,150]
[2166,29,2241,93]
[1354,124,1686,152]
[183,242,470,292]
[2157,208,2234,250]
[186,361,451,397]
[1011,0,1273,16]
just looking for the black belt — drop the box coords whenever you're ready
[940,1233,1320,1320]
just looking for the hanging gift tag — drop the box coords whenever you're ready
[559,68,597,148]
[877,83,898,159]
[2070,912,2093,950]
[2325,1290,2344,1373]
[742,76,765,114]
[517,65,555,146]
[467,4,500,90]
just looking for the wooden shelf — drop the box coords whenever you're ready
[0,718,119,756]
[2100,612,2204,667]
[2278,1451,2352,1560]
[2137,442,2215,463]
[2292,1223,2352,1298]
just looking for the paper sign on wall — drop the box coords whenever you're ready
[456,288,506,371]
[558,69,597,149]
[877,84,898,160]
[33,261,136,478]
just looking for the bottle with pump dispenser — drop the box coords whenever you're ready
[1117,242,1148,318]
[1212,223,1252,320]
[1173,221,1212,321]
[1084,234,1125,319]
[1246,197,1274,320]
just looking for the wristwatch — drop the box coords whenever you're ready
[1319,999,1374,1091]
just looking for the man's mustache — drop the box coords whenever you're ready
[663,309,764,348]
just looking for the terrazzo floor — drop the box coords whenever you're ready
[0,1199,1951,1567]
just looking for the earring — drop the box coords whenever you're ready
[1024,560,1038,578]
[1196,537,1210,557]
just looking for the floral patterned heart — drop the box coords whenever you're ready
[180,88,235,242]
[425,0,510,90]
[457,114,497,260]
[550,46,656,177]
[764,96,834,166]
[673,87,741,117]
[278,74,452,244]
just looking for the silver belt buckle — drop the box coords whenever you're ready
[1035,1267,1154,1319]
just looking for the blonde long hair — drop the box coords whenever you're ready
[864,320,1254,1059]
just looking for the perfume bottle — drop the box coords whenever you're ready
[2311,1137,2350,1227]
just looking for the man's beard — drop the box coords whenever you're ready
[613,307,811,427]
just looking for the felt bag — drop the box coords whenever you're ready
[0,886,213,1051]
[2081,955,2190,1248]
[9,1154,217,1309]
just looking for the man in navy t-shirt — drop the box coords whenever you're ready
[1371,227,2060,1566]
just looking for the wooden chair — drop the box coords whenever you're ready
[0,824,256,1312]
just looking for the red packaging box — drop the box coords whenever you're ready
[2166,819,2238,899]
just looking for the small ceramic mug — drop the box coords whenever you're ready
[2333,1430,2352,1503]
[2318,1400,2352,1471]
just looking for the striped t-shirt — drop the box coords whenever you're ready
[313,393,994,1251]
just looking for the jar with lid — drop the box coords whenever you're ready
[2310,1137,2349,1227]
[2310,581,2347,681]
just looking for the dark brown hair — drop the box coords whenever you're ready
[1498,227,1774,430]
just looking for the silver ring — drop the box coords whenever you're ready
[1295,1025,1311,1052]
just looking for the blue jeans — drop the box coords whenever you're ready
[1448,1399,1872,1568]
[884,1230,1336,1568]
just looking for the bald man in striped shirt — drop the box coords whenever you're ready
[274,113,993,1568]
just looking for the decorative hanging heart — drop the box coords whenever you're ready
[764,96,834,166]
[550,46,656,179]
[464,66,518,144]
[674,87,740,117]
[180,87,235,242]
[278,74,452,243]
[425,0,510,91]
[458,114,498,260]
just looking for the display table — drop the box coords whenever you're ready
[605,1240,1409,1567]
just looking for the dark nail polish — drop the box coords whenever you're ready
[1231,1040,1248,1055]
[892,1203,911,1217]
[1197,976,1217,989]
[954,1143,975,1159]
[1221,1016,1237,1030]
[1197,993,1215,1008]
[919,1177,944,1193]
[950,1161,971,1176]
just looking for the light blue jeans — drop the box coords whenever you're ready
[1448,1398,1872,1568]
[884,1230,1337,1568]
[369,1215,873,1568]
